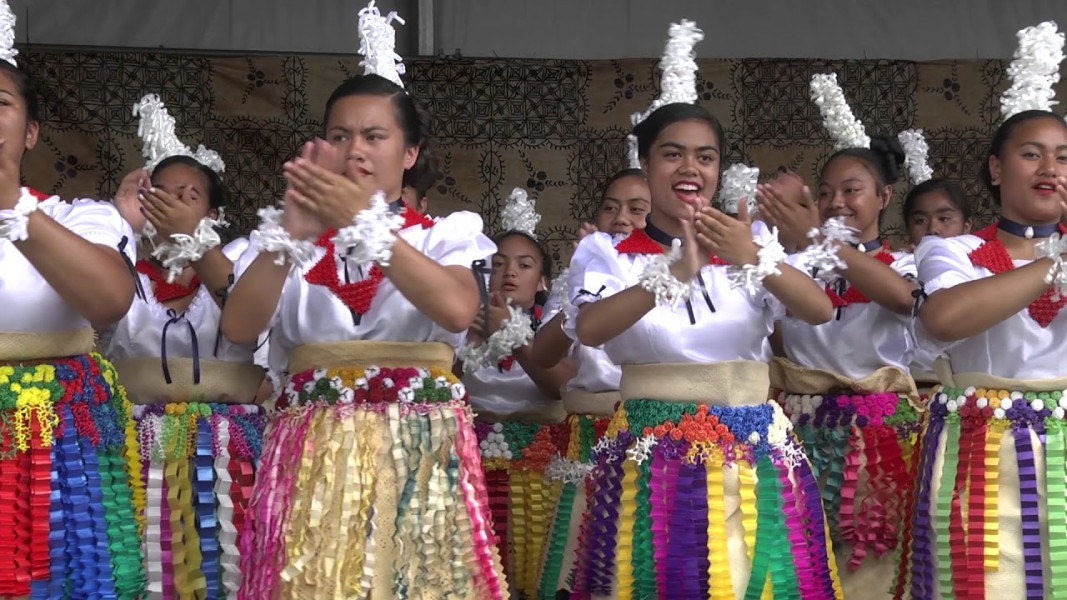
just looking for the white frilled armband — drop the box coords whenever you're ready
[0,188,38,242]
[456,302,535,374]
[727,226,787,295]
[638,238,695,309]
[331,192,404,267]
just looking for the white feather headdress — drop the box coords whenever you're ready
[500,187,540,238]
[132,94,225,173]
[358,0,406,88]
[627,20,704,168]
[1000,21,1064,120]
[897,129,933,185]
[810,73,870,151]
[0,0,17,67]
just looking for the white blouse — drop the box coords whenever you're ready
[235,211,496,377]
[463,347,552,415]
[543,290,621,393]
[566,224,786,365]
[108,239,259,365]
[780,251,917,379]
[915,234,1067,379]
[0,191,135,333]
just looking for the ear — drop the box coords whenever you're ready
[639,156,649,173]
[963,218,973,234]
[538,276,548,292]
[988,154,1002,186]
[24,119,38,151]
[880,184,894,211]
[208,208,219,220]
[403,144,419,171]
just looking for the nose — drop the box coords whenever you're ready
[1039,153,1058,176]
[827,190,846,209]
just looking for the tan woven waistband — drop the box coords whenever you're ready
[561,388,620,417]
[288,340,455,374]
[769,357,919,404]
[113,357,265,405]
[0,329,95,361]
[620,360,770,406]
[941,370,1067,392]
[474,400,567,424]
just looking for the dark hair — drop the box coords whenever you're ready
[601,168,646,196]
[0,61,40,123]
[324,74,436,192]
[492,230,552,307]
[821,134,906,188]
[903,178,971,223]
[151,155,228,210]
[633,103,726,161]
[980,109,1067,205]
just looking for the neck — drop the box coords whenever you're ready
[997,214,1060,240]
[645,211,685,244]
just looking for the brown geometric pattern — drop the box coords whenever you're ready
[20,49,1063,271]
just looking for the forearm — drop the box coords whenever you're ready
[220,252,289,345]
[383,237,480,333]
[920,259,1053,341]
[839,245,917,315]
[530,313,573,368]
[575,286,655,347]
[191,246,235,307]
[514,345,576,400]
[763,264,833,324]
[14,211,134,327]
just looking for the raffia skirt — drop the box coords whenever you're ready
[238,341,509,600]
[568,360,842,600]
[0,330,144,600]
[114,356,267,600]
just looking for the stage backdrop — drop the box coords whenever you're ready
[21,49,1052,271]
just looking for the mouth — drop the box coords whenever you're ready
[501,283,518,292]
[672,181,702,206]
[1034,181,1058,195]
[609,225,632,235]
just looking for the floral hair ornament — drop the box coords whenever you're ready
[810,73,870,151]
[1000,21,1064,120]
[358,0,406,88]
[627,20,704,169]
[718,163,759,216]
[133,94,225,174]
[0,0,17,67]
[897,129,934,185]
[499,187,541,239]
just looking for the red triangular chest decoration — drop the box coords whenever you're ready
[304,206,434,314]
[136,260,201,303]
[614,229,728,265]
[968,222,1067,327]
[27,188,52,202]
[824,242,895,307]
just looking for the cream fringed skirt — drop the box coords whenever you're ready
[237,341,509,600]
[567,361,842,600]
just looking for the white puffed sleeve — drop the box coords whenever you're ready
[411,211,496,267]
[916,234,983,295]
[48,197,136,263]
[569,232,633,307]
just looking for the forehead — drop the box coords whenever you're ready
[820,155,875,184]
[605,176,650,197]
[655,119,719,147]
[326,94,399,128]
[152,162,208,187]
[911,189,957,210]
[495,234,541,257]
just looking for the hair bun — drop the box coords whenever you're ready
[868,134,906,184]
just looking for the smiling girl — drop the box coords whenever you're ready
[566,102,837,598]
[907,109,1067,598]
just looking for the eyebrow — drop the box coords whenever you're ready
[1020,141,1067,151]
[659,141,720,153]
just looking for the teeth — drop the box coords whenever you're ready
[674,183,698,191]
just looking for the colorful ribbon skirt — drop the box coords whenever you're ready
[475,414,611,600]
[132,401,265,600]
[903,386,1067,600]
[239,365,509,600]
[567,398,842,600]
[0,353,145,599]
[775,391,922,599]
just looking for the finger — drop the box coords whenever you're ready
[286,188,318,213]
[143,209,163,230]
[286,159,333,198]
[146,187,179,208]
[736,197,751,224]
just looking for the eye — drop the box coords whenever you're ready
[1023,151,1040,159]
[664,150,682,159]
[331,133,349,143]
[630,207,646,215]
[698,154,716,164]
[601,205,617,213]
